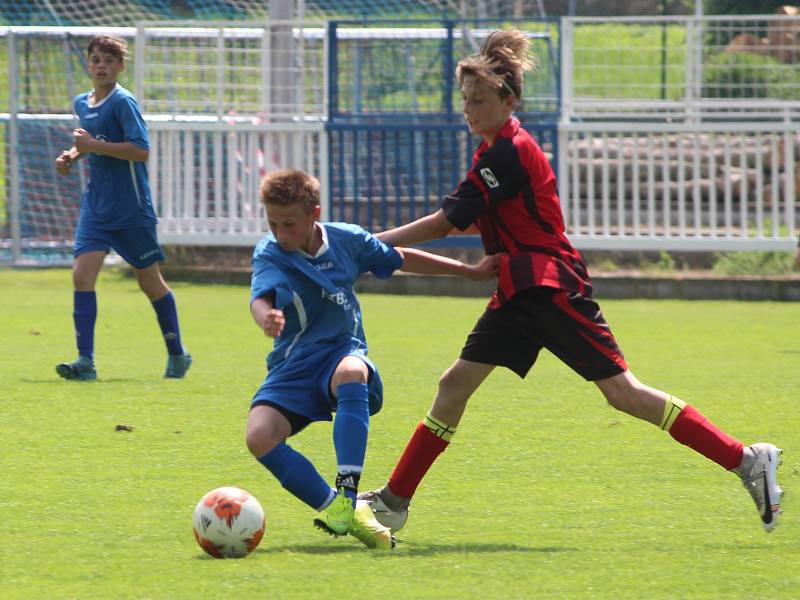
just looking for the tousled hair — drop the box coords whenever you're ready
[87,35,128,61]
[259,169,320,214]
[456,29,537,101]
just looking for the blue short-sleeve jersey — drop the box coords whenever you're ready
[74,84,157,229]
[250,222,403,373]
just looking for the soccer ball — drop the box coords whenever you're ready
[192,487,265,558]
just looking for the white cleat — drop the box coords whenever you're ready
[739,443,783,533]
[357,489,409,533]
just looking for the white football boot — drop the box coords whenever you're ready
[357,489,409,532]
[738,443,783,532]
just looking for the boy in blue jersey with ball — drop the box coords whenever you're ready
[53,35,191,381]
[247,169,498,549]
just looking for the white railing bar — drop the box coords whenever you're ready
[739,135,747,238]
[561,121,800,134]
[661,135,670,238]
[770,135,779,238]
[785,131,796,236]
[616,135,624,237]
[647,134,655,236]
[601,132,610,236]
[709,132,717,238]
[692,135,701,236]
[755,132,763,238]
[723,135,732,238]
[632,136,640,237]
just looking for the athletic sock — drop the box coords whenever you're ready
[151,291,184,355]
[257,442,333,510]
[662,396,744,470]
[333,382,370,506]
[386,413,455,501]
[73,290,97,360]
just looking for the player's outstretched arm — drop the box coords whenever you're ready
[397,247,501,281]
[250,297,285,338]
[376,209,453,247]
[72,128,149,162]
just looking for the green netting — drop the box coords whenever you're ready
[0,0,466,26]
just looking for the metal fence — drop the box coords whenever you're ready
[3,15,800,266]
[151,120,327,245]
[562,14,800,121]
[327,19,560,119]
[327,120,558,239]
[559,121,798,250]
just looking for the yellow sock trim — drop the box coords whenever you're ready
[423,413,457,442]
[660,395,686,431]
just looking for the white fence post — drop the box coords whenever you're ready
[559,16,573,123]
[785,126,796,238]
[8,31,21,264]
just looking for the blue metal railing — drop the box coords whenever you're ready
[325,19,561,243]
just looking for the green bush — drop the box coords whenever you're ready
[704,0,788,16]
[701,51,782,99]
[712,251,797,275]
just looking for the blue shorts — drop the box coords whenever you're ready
[74,223,165,269]
[252,348,384,423]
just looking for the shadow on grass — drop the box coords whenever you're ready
[253,542,576,556]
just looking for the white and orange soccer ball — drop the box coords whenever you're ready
[192,486,265,558]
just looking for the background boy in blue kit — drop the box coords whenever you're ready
[53,35,191,381]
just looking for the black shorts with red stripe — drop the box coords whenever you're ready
[460,287,627,381]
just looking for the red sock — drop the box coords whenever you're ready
[387,422,450,499]
[669,404,743,470]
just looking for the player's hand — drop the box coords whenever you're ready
[73,128,95,154]
[55,150,72,175]
[465,253,502,281]
[260,308,285,338]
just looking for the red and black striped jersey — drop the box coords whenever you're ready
[442,116,592,309]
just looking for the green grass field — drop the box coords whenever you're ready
[2,269,799,599]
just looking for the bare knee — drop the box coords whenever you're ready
[135,266,169,300]
[330,356,368,391]
[246,405,291,458]
[595,371,640,412]
[603,385,633,413]
[73,264,99,290]
[595,371,666,425]
[246,424,282,458]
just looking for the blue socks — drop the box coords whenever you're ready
[151,292,184,356]
[73,291,97,360]
[257,442,333,510]
[255,382,371,511]
[332,382,370,505]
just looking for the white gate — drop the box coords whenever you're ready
[558,122,798,250]
[150,120,327,246]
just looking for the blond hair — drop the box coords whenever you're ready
[456,29,537,100]
[259,169,320,214]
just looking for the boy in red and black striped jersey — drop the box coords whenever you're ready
[359,29,783,534]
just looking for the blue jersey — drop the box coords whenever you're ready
[74,84,157,229]
[250,222,403,374]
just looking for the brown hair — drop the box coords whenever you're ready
[87,35,128,61]
[456,29,537,100]
[259,169,320,214]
